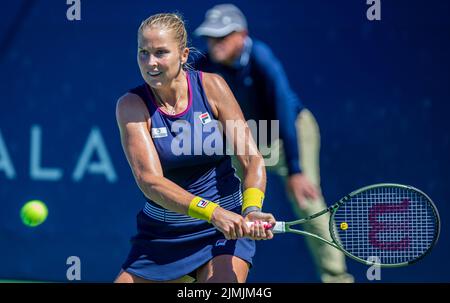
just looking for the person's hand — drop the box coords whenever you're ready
[244,211,276,240]
[210,207,250,240]
[287,173,319,210]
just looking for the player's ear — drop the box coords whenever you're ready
[181,47,189,65]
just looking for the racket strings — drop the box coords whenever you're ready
[332,186,438,265]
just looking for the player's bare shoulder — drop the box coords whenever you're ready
[116,92,150,127]
[201,72,229,95]
[200,72,234,117]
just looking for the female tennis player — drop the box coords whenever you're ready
[114,13,276,283]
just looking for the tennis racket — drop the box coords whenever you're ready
[247,183,440,267]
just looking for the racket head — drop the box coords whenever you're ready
[329,183,440,267]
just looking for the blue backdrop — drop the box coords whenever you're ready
[1,0,449,282]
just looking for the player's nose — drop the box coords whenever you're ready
[147,54,158,67]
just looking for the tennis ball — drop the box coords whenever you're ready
[340,222,348,230]
[20,200,48,227]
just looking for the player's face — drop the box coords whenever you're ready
[137,27,188,88]
[207,31,246,65]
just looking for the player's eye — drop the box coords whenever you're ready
[155,49,169,57]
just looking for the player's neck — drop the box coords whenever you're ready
[152,71,187,107]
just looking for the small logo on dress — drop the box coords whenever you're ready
[151,127,168,138]
[199,112,212,125]
[215,239,227,247]
[197,200,209,208]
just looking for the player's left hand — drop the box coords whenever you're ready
[244,211,276,240]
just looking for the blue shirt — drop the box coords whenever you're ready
[194,38,305,175]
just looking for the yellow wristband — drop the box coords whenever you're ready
[242,187,264,212]
[188,197,219,222]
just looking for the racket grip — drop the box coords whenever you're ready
[246,221,285,233]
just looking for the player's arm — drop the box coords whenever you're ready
[116,92,249,239]
[202,72,266,194]
[202,72,275,239]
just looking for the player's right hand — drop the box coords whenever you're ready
[244,211,276,240]
[210,207,250,240]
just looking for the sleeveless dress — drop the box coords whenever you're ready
[121,70,256,281]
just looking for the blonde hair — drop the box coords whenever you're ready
[138,13,187,51]
[138,13,204,71]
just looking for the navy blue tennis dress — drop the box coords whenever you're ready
[121,70,256,281]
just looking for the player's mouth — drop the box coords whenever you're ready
[147,71,162,77]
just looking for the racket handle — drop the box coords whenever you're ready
[246,221,285,233]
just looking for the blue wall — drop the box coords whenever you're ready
[1,0,449,282]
